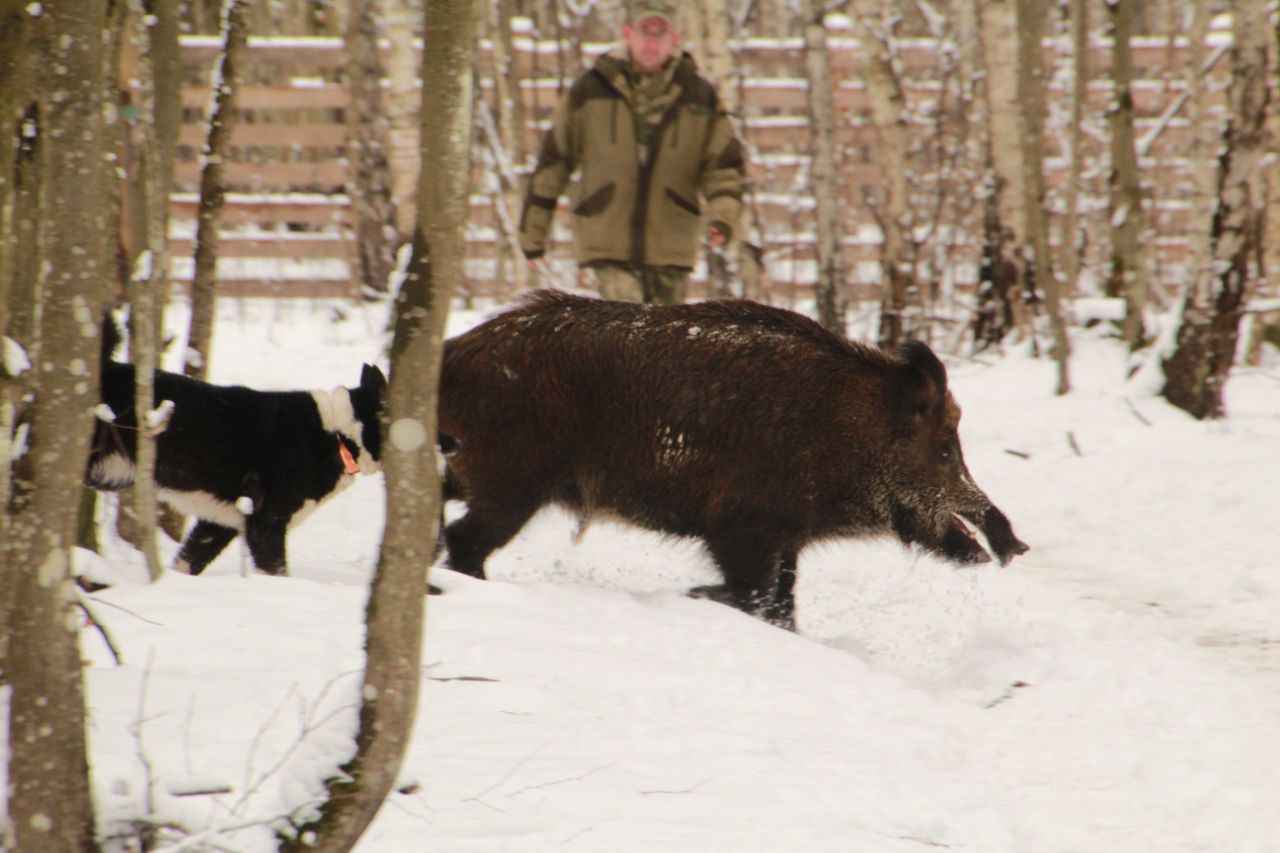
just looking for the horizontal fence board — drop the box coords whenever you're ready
[167,235,352,259]
[173,161,350,191]
[178,122,349,147]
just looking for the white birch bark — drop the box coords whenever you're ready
[801,0,846,333]
[849,0,913,348]
[1105,0,1148,351]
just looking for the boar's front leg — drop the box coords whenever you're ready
[690,532,797,631]
[761,550,799,631]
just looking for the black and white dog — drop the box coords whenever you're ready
[87,322,386,575]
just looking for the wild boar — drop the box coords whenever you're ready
[437,290,1028,629]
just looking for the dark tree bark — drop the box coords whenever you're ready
[0,0,39,571]
[280,0,474,847]
[1161,0,1271,420]
[125,0,182,579]
[2,0,111,848]
[184,0,249,380]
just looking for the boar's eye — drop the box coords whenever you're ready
[939,436,956,460]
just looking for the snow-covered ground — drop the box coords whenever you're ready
[7,294,1279,852]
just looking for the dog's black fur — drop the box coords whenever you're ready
[88,319,386,575]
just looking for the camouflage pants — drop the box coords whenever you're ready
[590,265,689,306]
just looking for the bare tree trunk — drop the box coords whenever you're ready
[1161,0,1271,419]
[126,0,181,580]
[1104,0,1148,351]
[1060,0,1088,300]
[849,0,914,349]
[2,0,110,847]
[347,0,399,295]
[280,0,474,847]
[1017,0,1069,392]
[801,0,845,334]
[184,0,249,380]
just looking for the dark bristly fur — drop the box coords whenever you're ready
[438,290,1028,630]
[88,319,386,575]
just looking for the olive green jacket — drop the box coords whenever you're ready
[519,48,746,270]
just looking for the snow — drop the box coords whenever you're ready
[4,295,1280,851]
[2,336,30,378]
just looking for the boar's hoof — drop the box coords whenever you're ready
[427,583,444,595]
[689,584,795,631]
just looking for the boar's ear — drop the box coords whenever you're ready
[897,340,948,423]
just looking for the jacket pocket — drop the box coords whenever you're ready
[665,188,700,218]
[574,182,616,218]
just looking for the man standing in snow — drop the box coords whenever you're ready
[518,0,746,305]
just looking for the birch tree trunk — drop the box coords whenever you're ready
[1017,0,1070,392]
[2,0,110,847]
[801,0,846,334]
[1264,20,1280,319]
[848,0,914,349]
[685,0,750,300]
[974,0,1029,345]
[1104,0,1148,351]
[346,0,398,295]
[381,0,422,237]
[484,0,529,296]
[1060,0,1088,299]
[184,0,249,380]
[280,0,474,847]
[1161,0,1271,419]
[1179,0,1217,321]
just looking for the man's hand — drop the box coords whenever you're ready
[707,222,729,249]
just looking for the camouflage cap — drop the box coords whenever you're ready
[627,0,678,27]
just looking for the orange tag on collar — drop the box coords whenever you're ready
[339,441,360,475]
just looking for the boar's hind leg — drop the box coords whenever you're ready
[443,500,539,580]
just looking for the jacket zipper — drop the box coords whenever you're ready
[632,102,682,267]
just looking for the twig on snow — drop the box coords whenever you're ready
[1123,397,1153,426]
[1066,431,1083,456]
[76,594,123,665]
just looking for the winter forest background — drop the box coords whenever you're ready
[2,0,1279,850]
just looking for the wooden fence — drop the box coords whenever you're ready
[171,31,1256,301]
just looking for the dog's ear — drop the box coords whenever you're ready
[360,364,387,401]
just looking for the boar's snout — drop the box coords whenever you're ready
[975,505,1029,567]
[941,516,994,565]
